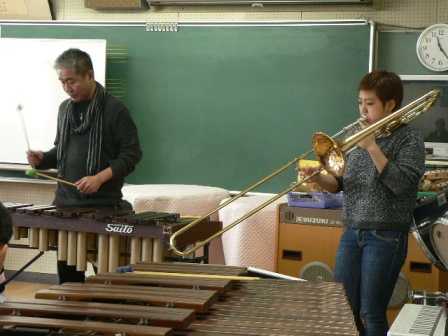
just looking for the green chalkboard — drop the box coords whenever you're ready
[0,21,372,193]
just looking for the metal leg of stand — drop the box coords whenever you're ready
[5,251,45,285]
[164,243,211,264]
[203,244,209,264]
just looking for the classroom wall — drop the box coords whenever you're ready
[51,0,448,31]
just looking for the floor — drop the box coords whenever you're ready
[4,271,56,299]
[5,280,52,299]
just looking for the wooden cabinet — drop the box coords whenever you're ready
[275,205,342,279]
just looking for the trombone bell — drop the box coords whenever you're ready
[312,132,345,176]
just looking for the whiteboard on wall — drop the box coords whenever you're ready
[0,38,106,164]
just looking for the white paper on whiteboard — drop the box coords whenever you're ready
[0,38,106,164]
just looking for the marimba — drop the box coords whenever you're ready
[5,203,222,273]
[0,262,359,335]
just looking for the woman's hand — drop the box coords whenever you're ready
[296,163,323,183]
[356,117,376,151]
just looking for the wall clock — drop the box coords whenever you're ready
[416,23,448,72]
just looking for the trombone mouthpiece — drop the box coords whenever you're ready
[343,116,367,133]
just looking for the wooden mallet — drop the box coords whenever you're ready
[25,168,77,187]
[17,104,31,152]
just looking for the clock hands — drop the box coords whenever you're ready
[436,37,448,60]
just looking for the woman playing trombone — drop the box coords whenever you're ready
[299,70,426,336]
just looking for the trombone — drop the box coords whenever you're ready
[170,89,441,257]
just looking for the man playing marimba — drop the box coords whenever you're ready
[27,48,142,284]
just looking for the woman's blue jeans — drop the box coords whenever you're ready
[334,227,408,336]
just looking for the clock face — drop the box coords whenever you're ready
[416,24,448,72]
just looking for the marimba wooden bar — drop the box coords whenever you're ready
[0,315,172,336]
[0,298,195,329]
[35,282,218,313]
[132,261,248,275]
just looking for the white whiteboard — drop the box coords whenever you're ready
[0,38,106,164]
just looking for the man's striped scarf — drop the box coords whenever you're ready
[57,82,106,179]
